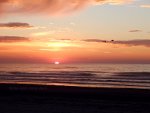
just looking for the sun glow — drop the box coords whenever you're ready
[48,42,71,47]
[46,41,78,51]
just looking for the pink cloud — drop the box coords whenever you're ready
[0,0,135,16]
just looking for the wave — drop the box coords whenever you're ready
[115,72,150,77]
[0,71,150,89]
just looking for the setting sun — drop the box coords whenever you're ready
[54,61,60,65]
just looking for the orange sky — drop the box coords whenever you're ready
[0,0,150,64]
[0,40,150,64]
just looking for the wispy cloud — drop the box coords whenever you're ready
[83,39,150,47]
[140,4,150,8]
[70,22,76,26]
[0,36,29,43]
[32,27,73,37]
[32,31,55,36]
[0,0,135,16]
[94,0,134,5]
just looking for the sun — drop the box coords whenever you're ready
[54,61,60,65]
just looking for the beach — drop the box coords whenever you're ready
[0,83,150,113]
[0,0,150,112]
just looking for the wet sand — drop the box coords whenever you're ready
[0,83,150,113]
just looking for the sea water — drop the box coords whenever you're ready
[0,64,150,89]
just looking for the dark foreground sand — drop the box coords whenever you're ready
[0,83,150,113]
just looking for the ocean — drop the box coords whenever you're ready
[0,64,150,89]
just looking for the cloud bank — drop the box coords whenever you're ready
[0,36,29,42]
[0,0,134,16]
[83,39,150,47]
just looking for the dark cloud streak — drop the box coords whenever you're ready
[84,39,107,43]
[0,22,33,28]
[129,30,142,32]
[0,36,30,43]
[83,39,150,47]
[113,39,150,47]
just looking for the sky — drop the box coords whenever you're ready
[0,0,150,64]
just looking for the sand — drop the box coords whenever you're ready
[0,83,150,113]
